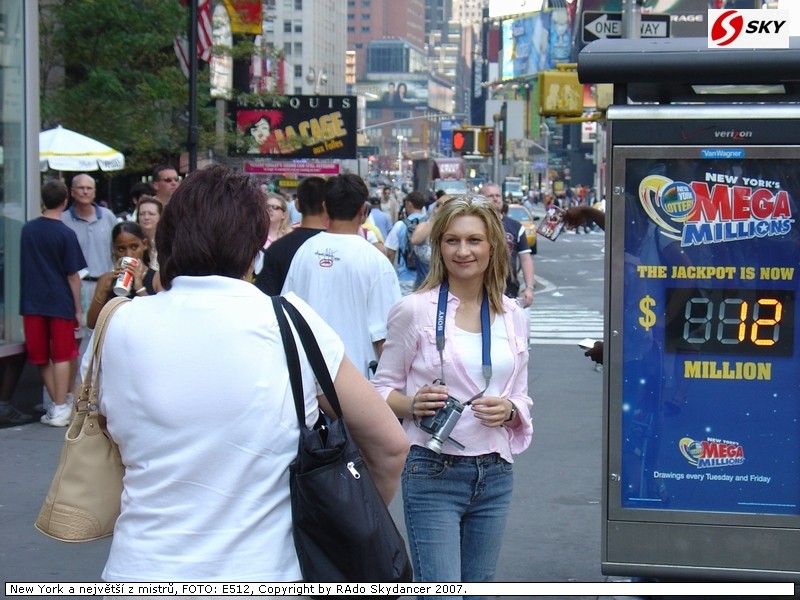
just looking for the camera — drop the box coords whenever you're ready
[419,395,465,454]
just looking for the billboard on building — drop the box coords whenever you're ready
[234,95,357,159]
[358,80,428,109]
[500,8,573,80]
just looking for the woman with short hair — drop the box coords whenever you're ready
[91,164,408,582]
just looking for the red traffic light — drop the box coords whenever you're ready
[453,131,467,152]
[452,129,475,154]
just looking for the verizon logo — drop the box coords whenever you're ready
[714,130,753,140]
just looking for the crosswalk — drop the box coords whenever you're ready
[527,297,605,346]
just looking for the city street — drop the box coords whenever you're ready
[0,231,618,596]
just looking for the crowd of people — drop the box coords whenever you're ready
[17,166,539,594]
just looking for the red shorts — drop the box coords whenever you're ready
[23,315,78,365]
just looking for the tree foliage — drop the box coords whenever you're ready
[40,0,216,174]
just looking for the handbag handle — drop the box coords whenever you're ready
[78,297,130,411]
[272,296,342,427]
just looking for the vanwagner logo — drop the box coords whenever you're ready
[679,436,744,469]
[708,9,790,49]
[638,170,794,247]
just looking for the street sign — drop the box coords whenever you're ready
[582,11,671,43]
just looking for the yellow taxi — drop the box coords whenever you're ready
[506,203,538,254]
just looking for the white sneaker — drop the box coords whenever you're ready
[40,404,70,427]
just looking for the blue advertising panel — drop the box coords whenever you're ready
[439,119,460,157]
[500,8,573,81]
[620,153,800,516]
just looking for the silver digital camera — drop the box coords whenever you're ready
[419,395,465,454]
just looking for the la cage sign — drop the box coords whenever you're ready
[235,95,357,160]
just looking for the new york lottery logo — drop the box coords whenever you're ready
[708,9,790,49]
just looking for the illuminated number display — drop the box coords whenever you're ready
[665,288,795,356]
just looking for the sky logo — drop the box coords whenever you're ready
[708,9,791,49]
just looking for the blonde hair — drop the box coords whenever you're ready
[417,195,509,313]
[265,192,293,237]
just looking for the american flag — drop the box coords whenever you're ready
[174,0,213,78]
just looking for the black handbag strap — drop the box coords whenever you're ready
[272,296,343,427]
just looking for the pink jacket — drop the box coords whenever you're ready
[372,285,533,462]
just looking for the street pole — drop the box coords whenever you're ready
[492,113,501,185]
[188,0,198,172]
[540,121,550,200]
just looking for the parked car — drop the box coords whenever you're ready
[507,203,539,254]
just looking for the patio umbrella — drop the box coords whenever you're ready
[39,125,125,172]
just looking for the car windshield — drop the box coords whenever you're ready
[508,206,530,222]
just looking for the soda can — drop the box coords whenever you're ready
[113,257,140,297]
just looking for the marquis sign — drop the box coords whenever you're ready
[235,95,357,159]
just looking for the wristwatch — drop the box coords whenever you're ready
[504,403,517,423]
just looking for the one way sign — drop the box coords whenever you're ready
[582,11,671,43]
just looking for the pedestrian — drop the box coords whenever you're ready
[86,222,156,329]
[564,204,606,365]
[254,176,327,296]
[88,164,408,582]
[135,196,162,270]
[150,164,180,208]
[21,179,87,427]
[263,192,293,250]
[125,181,155,221]
[282,173,401,377]
[384,191,429,295]
[481,183,535,308]
[60,173,118,380]
[372,195,533,592]
[367,196,393,240]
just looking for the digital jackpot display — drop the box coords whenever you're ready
[618,152,800,516]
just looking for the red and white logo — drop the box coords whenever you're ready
[708,9,790,49]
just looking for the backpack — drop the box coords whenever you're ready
[402,215,427,270]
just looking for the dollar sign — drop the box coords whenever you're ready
[638,295,657,331]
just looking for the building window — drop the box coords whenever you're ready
[361,13,370,19]
[294,64,303,78]
[294,42,302,55]
[294,86,303,94]
[347,13,354,20]
[354,42,363,48]
[361,26,370,32]
[348,26,355,33]
[284,42,292,55]
[295,0,302,9]
[362,0,371,5]
[294,21,302,32]
[283,20,291,33]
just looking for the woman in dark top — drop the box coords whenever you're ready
[87,222,157,328]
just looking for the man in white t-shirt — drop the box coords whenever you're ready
[283,175,400,377]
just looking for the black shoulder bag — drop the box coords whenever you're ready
[272,296,412,588]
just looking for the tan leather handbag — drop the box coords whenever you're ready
[34,297,130,542]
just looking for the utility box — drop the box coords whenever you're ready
[579,37,800,582]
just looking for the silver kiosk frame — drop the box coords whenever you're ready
[579,38,800,582]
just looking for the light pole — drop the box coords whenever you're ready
[539,121,550,199]
[397,135,404,186]
[305,66,327,95]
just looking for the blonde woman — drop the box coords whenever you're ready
[372,195,532,591]
[264,192,293,249]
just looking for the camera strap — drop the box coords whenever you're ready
[436,281,492,402]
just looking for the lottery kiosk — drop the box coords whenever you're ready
[579,38,800,581]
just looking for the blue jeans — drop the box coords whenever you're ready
[402,445,514,600]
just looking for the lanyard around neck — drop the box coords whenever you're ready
[436,281,492,397]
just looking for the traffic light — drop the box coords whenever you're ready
[452,128,477,154]
[478,127,503,156]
